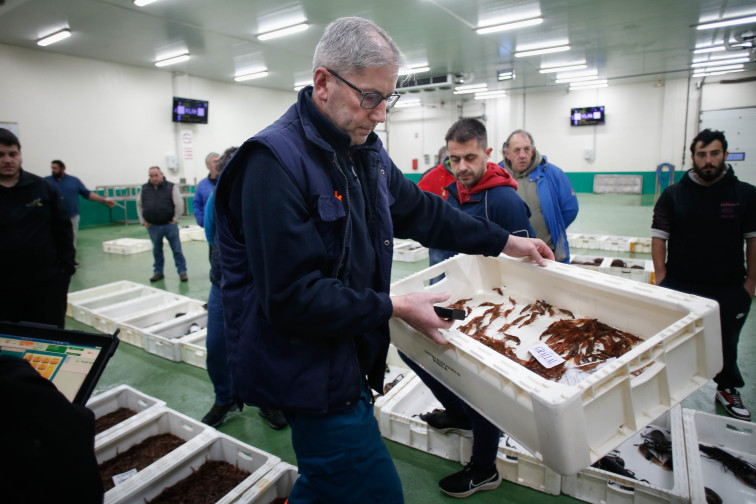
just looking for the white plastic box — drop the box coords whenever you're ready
[682,408,756,504]
[568,233,603,250]
[389,254,722,475]
[570,254,607,273]
[561,405,689,504]
[87,385,166,443]
[630,237,652,254]
[106,431,281,504]
[140,311,208,361]
[91,292,188,334]
[102,238,153,255]
[71,285,163,326]
[237,462,299,503]
[604,257,654,284]
[115,298,205,347]
[599,235,635,252]
[179,331,208,369]
[393,239,429,262]
[67,280,144,317]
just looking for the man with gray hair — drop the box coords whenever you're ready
[193,151,220,226]
[215,17,553,502]
[501,130,578,262]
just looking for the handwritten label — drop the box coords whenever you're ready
[528,343,565,369]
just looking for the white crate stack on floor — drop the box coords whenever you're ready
[90,291,188,334]
[568,233,604,250]
[71,285,164,326]
[561,405,689,504]
[106,431,281,504]
[237,462,299,504]
[599,235,636,252]
[102,238,153,255]
[67,280,144,318]
[570,254,608,273]
[631,237,652,254]
[179,331,208,369]
[682,408,756,504]
[87,385,166,443]
[139,310,208,361]
[604,257,655,284]
[115,298,205,348]
[393,239,429,262]
[389,254,722,475]
[373,343,415,417]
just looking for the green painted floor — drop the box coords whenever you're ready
[66,193,754,503]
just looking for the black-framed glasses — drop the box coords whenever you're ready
[327,69,401,110]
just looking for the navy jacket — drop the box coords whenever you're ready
[214,88,510,413]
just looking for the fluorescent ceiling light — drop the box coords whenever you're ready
[569,79,608,88]
[155,53,189,67]
[37,29,71,47]
[235,70,269,82]
[257,23,308,41]
[696,14,756,30]
[394,98,422,108]
[453,83,487,94]
[474,90,507,100]
[540,64,587,73]
[399,65,430,75]
[690,56,750,68]
[134,0,159,6]
[515,45,570,57]
[497,69,515,80]
[556,75,601,84]
[693,46,727,54]
[693,68,745,77]
[476,17,543,35]
[556,69,597,79]
[695,64,745,73]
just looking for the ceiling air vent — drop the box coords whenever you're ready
[397,73,454,92]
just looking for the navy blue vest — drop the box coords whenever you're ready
[140,181,175,225]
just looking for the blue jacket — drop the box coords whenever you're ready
[214,88,510,414]
[501,156,578,262]
[193,176,216,226]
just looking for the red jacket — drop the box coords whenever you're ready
[418,158,456,199]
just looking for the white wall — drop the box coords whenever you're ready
[1,44,296,187]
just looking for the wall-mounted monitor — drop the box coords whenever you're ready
[172,97,208,124]
[571,106,604,126]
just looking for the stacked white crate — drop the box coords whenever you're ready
[630,237,652,254]
[102,238,152,255]
[237,462,299,503]
[393,239,429,262]
[570,254,608,273]
[389,254,722,475]
[138,310,208,361]
[561,406,689,504]
[568,233,603,250]
[179,331,208,369]
[90,291,188,334]
[115,298,205,348]
[604,257,655,284]
[598,235,636,252]
[87,385,166,443]
[67,280,145,318]
[682,408,756,504]
[70,284,164,326]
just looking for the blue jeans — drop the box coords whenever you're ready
[399,352,501,468]
[206,285,234,404]
[146,223,186,275]
[284,384,404,503]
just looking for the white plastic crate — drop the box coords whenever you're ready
[102,238,153,255]
[87,385,166,443]
[91,292,187,334]
[604,257,654,284]
[568,233,603,250]
[630,237,652,254]
[561,405,689,504]
[237,462,299,503]
[179,331,208,369]
[393,239,429,262]
[67,280,143,317]
[389,253,722,475]
[682,408,756,504]
[106,431,281,504]
[373,344,415,418]
[141,311,208,361]
[599,235,635,252]
[115,298,205,347]
[71,285,162,326]
[570,254,607,273]
[174,225,204,242]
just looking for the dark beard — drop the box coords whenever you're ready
[693,161,725,183]
[53,172,64,180]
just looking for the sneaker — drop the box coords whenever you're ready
[419,408,473,437]
[179,273,188,282]
[150,273,164,282]
[201,402,241,428]
[439,462,501,498]
[258,409,288,430]
[716,388,751,421]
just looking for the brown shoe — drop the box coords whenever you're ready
[150,273,164,282]
[180,273,188,282]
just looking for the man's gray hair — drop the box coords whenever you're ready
[312,17,404,75]
[503,129,535,151]
[205,152,219,165]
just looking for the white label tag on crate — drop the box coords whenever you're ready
[528,343,565,369]
[112,468,138,487]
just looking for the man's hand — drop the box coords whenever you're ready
[503,235,554,266]
[391,291,454,345]
[143,222,151,228]
[104,199,116,208]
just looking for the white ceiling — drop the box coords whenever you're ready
[1,0,755,101]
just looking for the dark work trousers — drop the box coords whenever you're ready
[660,277,752,390]
[399,351,501,469]
[0,269,71,328]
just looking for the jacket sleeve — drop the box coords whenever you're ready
[552,166,579,227]
[172,184,183,222]
[237,148,393,339]
[193,182,205,226]
[47,183,75,274]
[487,187,537,238]
[136,189,145,224]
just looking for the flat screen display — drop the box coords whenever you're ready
[172,97,208,124]
[571,106,605,126]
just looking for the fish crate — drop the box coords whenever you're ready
[570,254,608,273]
[378,374,469,462]
[389,253,722,475]
[236,462,299,503]
[568,233,604,250]
[630,237,652,254]
[599,235,636,253]
[115,298,205,348]
[560,405,689,504]
[90,292,188,335]
[67,280,144,317]
[179,331,208,369]
[682,408,756,504]
[140,311,208,361]
[71,285,163,326]
[174,225,204,242]
[102,238,153,255]
[373,344,414,412]
[106,431,281,504]
[87,385,166,443]
[393,239,429,262]
[604,258,654,284]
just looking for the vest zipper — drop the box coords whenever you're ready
[332,154,350,279]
